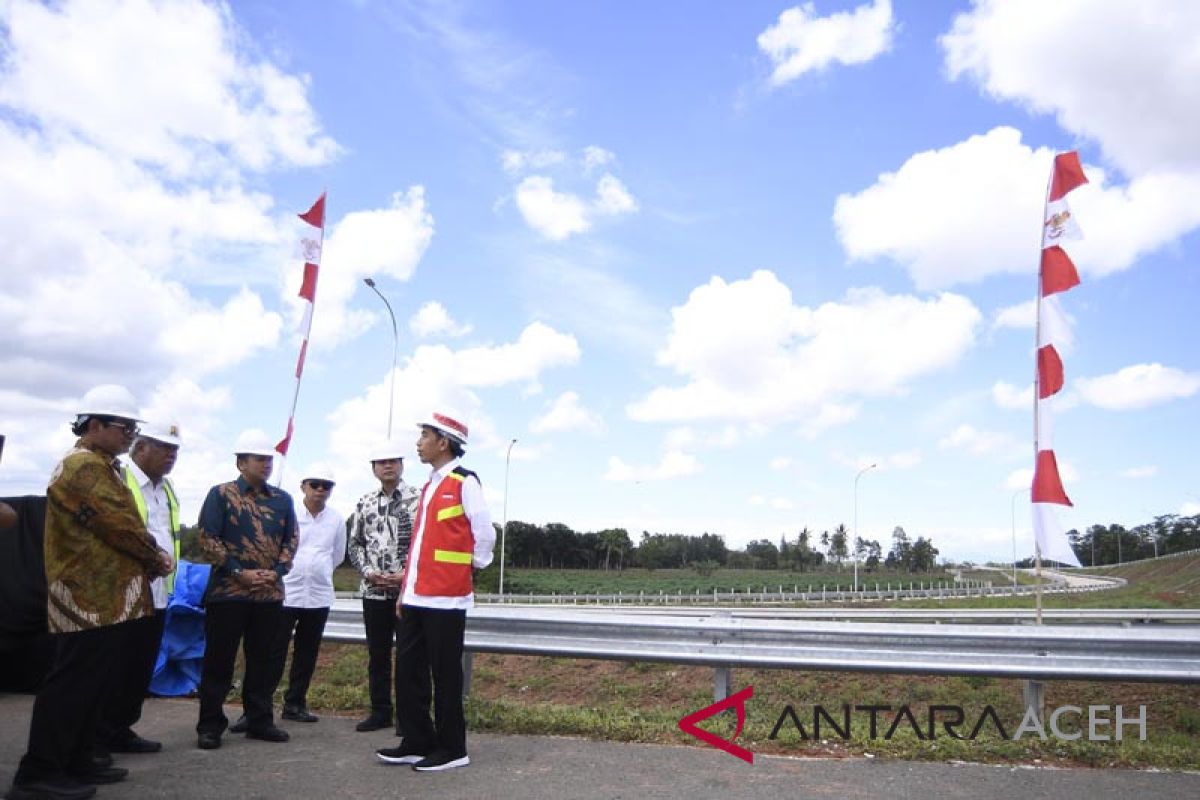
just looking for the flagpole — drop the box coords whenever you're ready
[277,189,327,487]
[1031,169,1053,624]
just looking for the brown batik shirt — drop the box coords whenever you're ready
[44,441,168,633]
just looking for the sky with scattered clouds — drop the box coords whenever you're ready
[2,0,1197,562]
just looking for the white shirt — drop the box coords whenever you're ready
[126,460,174,610]
[401,458,495,610]
[282,502,347,609]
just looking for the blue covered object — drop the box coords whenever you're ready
[149,560,210,697]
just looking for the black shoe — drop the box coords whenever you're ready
[90,751,113,769]
[355,713,391,732]
[246,725,290,742]
[229,715,249,734]
[197,732,221,750]
[376,740,427,765]
[412,750,470,772]
[282,705,318,723]
[5,777,96,800]
[67,766,127,785]
[108,733,162,753]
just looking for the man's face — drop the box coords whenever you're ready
[134,438,178,481]
[372,458,402,484]
[92,417,138,457]
[238,454,273,485]
[301,479,333,509]
[415,427,443,465]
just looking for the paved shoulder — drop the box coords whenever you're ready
[1,695,1196,799]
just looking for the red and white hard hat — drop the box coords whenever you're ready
[77,384,141,421]
[417,411,468,446]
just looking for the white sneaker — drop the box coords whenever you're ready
[412,752,470,771]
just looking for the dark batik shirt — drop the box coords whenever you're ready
[198,477,297,603]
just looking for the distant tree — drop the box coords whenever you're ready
[829,524,849,567]
[744,539,779,569]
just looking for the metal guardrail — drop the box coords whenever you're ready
[321,604,1200,684]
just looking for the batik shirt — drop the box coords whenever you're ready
[346,482,419,600]
[198,477,297,603]
[44,441,167,633]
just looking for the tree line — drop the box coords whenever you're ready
[497,521,941,573]
[1066,514,1200,566]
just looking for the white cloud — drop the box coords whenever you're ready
[836,449,922,472]
[758,0,895,86]
[628,271,981,424]
[303,188,435,348]
[992,300,1036,331]
[770,497,796,511]
[594,174,638,216]
[1181,502,1200,517]
[409,301,473,339]
[1075,364,1200,410]
[749,494,766,506]
[529,391,602,434]
[798,402,861,439]
[604,451,701,482]
[582,145,615,173]
[834,127,1200,290]
[992,380,1031,411]
[1119,466,1157,479]
[939,424,1018,456]
[501,148,566,175]
[0,0,337,176]
[770,456,793,470]
[514,176,590,240]
[514,173,639,240]
[941,0,1200,176]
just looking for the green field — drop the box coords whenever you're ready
[302,554,1200,768]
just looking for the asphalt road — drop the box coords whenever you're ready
[2,694,1197,799]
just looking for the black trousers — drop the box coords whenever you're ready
[361,597,401,718]
[267,606,330,708]
[15,622,131,784]
[97,609,165,745]
[396,605,463,756]
[196,601,282,735]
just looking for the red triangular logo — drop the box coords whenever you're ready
[677,685,754,764]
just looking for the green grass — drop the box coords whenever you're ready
[298,553,1200,768]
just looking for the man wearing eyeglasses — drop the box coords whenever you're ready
[7,385,173,800]
[346,442,419,733]
[95,421,184,758]
[264,465,345,724]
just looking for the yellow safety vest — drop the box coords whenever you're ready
[122,467,181,595]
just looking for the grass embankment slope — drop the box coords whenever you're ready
[309,555,1200,769]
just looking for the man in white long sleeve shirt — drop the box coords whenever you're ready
[267,464,345,723]
[376,412,494,773]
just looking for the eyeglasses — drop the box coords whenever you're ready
[102,419,139,436]
[307,481,333,491]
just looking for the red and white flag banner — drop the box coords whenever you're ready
[1030,153,1087,568]
[277,191,327,457]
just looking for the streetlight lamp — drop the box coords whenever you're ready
[498,438,517,598]
[362,277,398,439]
[1011,488,1028,592]
[853,463,876,594]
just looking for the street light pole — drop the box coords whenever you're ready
[363,278,398,439]
[498,438,517,598]
[853,463,876,594]
[1011,488,1028,592]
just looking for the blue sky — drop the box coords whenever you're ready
[2,0,1197,562]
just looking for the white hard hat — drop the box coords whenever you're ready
[301,463,336,484]
[233,429,278,457]
[416,411,468,446]
[78,384,141,421]
[140,421,182,448]
[369,441,406,462]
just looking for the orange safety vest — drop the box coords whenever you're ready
[411,466,477,597]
